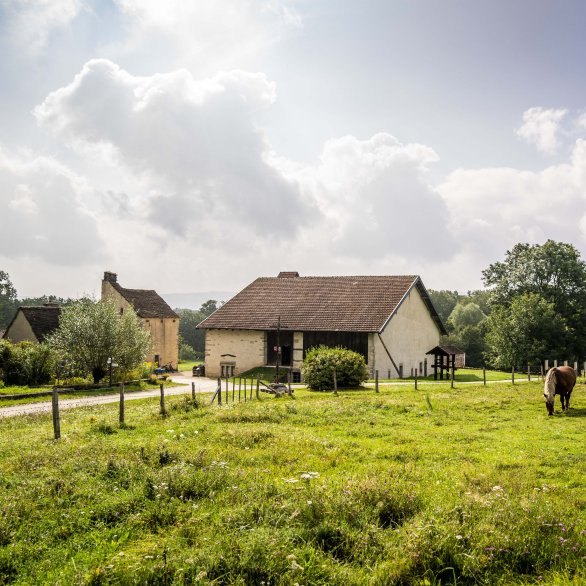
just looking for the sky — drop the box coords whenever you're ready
[1,0,586,300]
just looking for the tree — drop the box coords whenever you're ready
[48,298,151,383]
[447,302,486,331]
[0,271,18,330]
[482,240,586,360]
[428,290,460,324]
[200,299,221,317]
[176,300,224,356]
[484,293,568,369]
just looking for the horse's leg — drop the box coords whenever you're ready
[561,393,567,411]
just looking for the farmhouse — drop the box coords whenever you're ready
[2,304,61,343]
[101,272,179,369]
[198,272,447,379]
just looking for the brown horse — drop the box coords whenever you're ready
[543,366,577,416]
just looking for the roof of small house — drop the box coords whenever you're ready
[110,282,178,319]
[426,345,465,357]
[198,273,446,334]
[3,305,62,342]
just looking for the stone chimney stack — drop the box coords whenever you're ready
[103,271,117,283]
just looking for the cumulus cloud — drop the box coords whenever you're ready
[438,138,586,263]
[516,106,568,155]
[35,59,312,239]
[0,147,104,264]
[0,0,81,55]
[290,133,456,260]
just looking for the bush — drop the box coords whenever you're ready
[302,346,369,391]
[0,340,56,386]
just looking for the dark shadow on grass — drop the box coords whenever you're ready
[562,408,586,418]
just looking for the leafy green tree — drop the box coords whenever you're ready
[447,302,486,331]
[176,308,205,352]
[484,293,568,369]
[302,346,368,391]
[48,298,151,383]
[0,340,56,386]
[483,240,586,360]
[200,299,220,317]
[428,290,460,325]
[0,271,18,330]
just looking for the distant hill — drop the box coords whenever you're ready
[161,291,234,311]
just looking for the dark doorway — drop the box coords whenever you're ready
[266,330,293,366]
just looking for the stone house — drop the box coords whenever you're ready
[198,271,446,379]
[2,304,61,343]
[101,272,179,369]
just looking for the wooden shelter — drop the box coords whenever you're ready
[426,345,465,380]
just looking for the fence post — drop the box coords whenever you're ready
[250,378,253,400]
[52,388,61,440]
[159,383,166,415]
[333,369,338,396]
[511,367,515,385]
[574,361,578,374]
[256,374,260,400]
[233,377,236,402]
[388,369,391,380]
[414,368,418,391]
[238,377,242,402]
[527,364,531,382]
[192,381,196,401]
[119,383,125,426]
[451,366,454,388]
[243,378,247,402]
[217,378,222,405]
[225,377,229,404]
[483,367,486,386]
[288,369,292,396]
[375,370,379,393]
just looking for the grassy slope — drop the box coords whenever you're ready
[1,381,586,584]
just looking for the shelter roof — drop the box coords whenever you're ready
[198,273,446,334]
[426,344,465,356]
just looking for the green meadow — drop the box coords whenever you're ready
[1,380,586,585]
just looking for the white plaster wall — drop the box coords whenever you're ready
[374,287,441,378]
[204,329,265,377]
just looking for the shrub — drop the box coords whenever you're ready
[302,346,368,391]
[0,340,56,386]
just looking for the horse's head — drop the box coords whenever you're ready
[544,368,557,416]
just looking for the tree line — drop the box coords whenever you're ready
[3,239,586,376]
[429,240,586,369]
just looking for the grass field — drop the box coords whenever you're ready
[1,380,586,584]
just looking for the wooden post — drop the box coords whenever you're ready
[238,377,242,402]
[414,369,418,390]
[288,369,292,395]
[243,378,247,402]
[119,383,125,426]
[51,388,61,440]
[250,378,253,400]
[333,369,338,396]
[527,365,531,382]
[217,378,222,405]
[225,377,229,404]
[545,359,549,372]
[388,369,391,380]
[375,370,379,393]
[191,381,196,401]
[256,374,260,399]
[451,366,454,388]
[574,361,578,374]
[233,377,236,402]
[511,367,515,385]
[483,367,486,386]
[159,383,166,415]
[554,359,558,368]
[564,360,568,367]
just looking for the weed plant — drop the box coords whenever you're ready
[1,381,586,584]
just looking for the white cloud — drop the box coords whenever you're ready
[111,0,302,72]
[35,59,312,241]
[516,106,568,155]
[438,139,586,264]
[0,147,104,264]
[0,0,81,55]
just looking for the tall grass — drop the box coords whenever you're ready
[1,381,586,584]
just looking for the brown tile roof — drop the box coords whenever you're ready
[19,306,61,341]
[111,283,178,319]
[198,274,446,334]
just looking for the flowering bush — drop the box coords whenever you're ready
[302,346,368,391]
